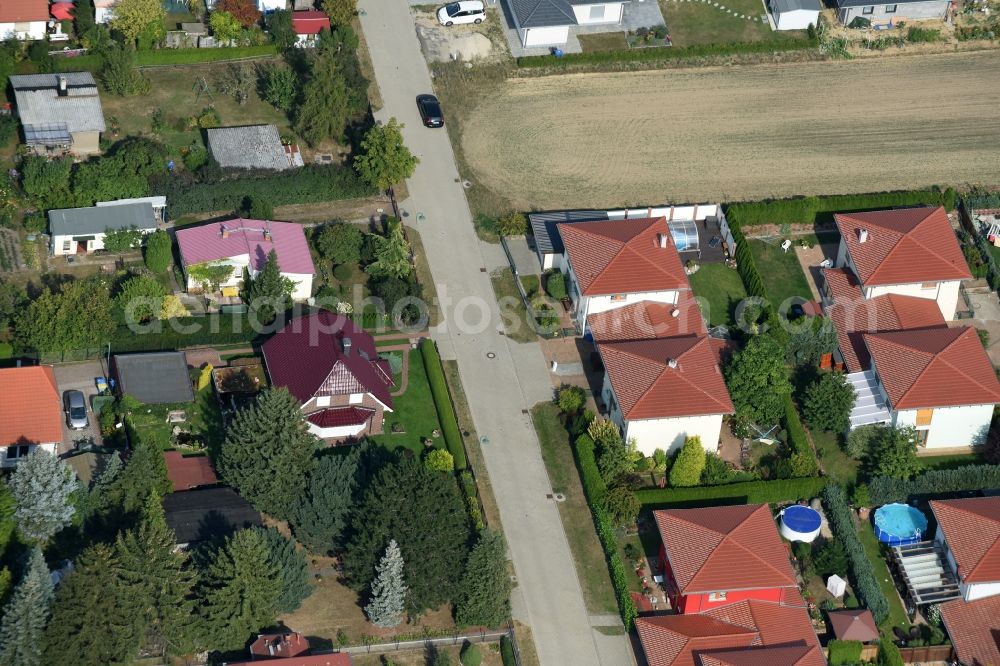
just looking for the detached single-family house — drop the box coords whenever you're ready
[206,124,302,171]
[598,333,733,456]
[558,217,689,334]
[175,220,316,302]
[587,293,706,343]
[224,633,354,666]
[0,0,48,40]
[162,487,262,549]
[112,352,196,405]
[94,0,116,23]
[261,312,394,441]
[96,195,167,224]
[769,0,821,29]
[940,594,1000,666]
[930,498,1000,603]
[506,0,628,47]
[9,73,106,156]
[835,0,949,25]
[655,504,801,614]
[833,206,969,320]
[636,599,824,666]
[0,366,63,468]
[49,201,158,256]
[292,10,330,46]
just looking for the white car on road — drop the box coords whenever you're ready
[437,0,486,25]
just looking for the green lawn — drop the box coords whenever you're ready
[491,268,536,343]
[918,452,982,471]
[811,428,859,486]
[371,349,444,455]
[127,380,224,455]
[688,263,747,327]
[532,403,620,615]
[747,239,814,308]
[658,0,806,48]
[578,32,629,52]
[857,521,910,630]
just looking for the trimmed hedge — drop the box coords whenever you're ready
[573,434,638,629]
[783,394,818,477]
[869,464,1000,506]
[110,315,258,352]
[420,339,468,470]
[634,477,827,509]
[823,484,890,624]
[154,165,375,216]
[517,36,817,68]
[499,635,516,666]
[828,639,864,666]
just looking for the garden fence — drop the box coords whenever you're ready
[498,235,560,339]
[329,627,516,662]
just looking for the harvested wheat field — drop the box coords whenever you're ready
[461,51,1000,208]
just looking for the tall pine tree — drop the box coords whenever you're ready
[114,493,198,657]
[196,529,282,651]
[43,543,143,666]
[290,447,362,554]
[364,539,406,628]
[0,547,53,666]
[245,248,293,325]
[218,388,317,520]
[6,449,77,543]
[455,529,512,629]
[255,527,312,614]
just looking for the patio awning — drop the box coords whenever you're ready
[669,219,700,253]
[891,541,962,606]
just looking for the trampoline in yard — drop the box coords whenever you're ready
[874,503,928,546]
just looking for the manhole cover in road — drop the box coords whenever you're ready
[462,180,472,189]
[486,352,496,359]
[416,212,426,223]
[480,436,490,445]
[553,493,567,502]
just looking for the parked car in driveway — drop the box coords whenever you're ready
[437,0,485,25]
[63,390,88,430]
[416,94,444,128]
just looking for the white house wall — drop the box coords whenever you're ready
[774,8,818,29]
[307,422,365,439]
[285,272,313,301]
[935,525,1000,601]
[0,21,47,40]
[571,2,625,24]
[51,228,155,256]
[1,442,57,468]
[892,403,993,449]
[866,280,961,321]
[522,26,569,46]
[183,254,313,301]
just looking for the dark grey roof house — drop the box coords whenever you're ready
[112,352,195,405]
[48,202,158,256]
[206,124,301,171]
[768,0,821,29]
[835,0,947,25]
[9,72,105,156]
[506,0,630,48]
[162,487,263,547]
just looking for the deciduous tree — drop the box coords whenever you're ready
[115,274,166,324]
[265,10,296,49]
[455,529,511,629]
[6,450,77,544]
[294,50,352,146]
[0,279,26,330]
[0,547,53,666]
[803,371,855,433]
[100,44,150,96]
[316,223,364,266]
[216,0,261,27]
[354,118,418,192]
[144,229,172,273]
[365,539,407,628]
[321,0,356,25]
[424,449,454,472]
[209,10,243,42]
[866,426,920,480]
[110,0,166,46]
[218,388,317,520]
[724,334,791,427]
[14,279,115,355]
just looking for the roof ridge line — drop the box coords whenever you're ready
[895,329,996,406]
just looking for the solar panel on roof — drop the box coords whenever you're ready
[23,123,71,145]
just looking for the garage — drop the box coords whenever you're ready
[522,25,570,46]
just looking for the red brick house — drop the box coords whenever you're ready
[655,504,799,614]
[261,312,393,441]
[223,632,352,665]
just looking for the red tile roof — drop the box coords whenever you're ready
[250,633,311,658]
[587,294,705,342]
[306,406,375,428]
[636,599,824,666]
[292,10,331,34]
[261,312,393,410]
[655,504,797,595]
[0,0,47,22]
[598,335,733,420]
[225,655,351,666]
[939,594,1000,666]
[163,451,219,492]
[559,217,688,296]
[863,327,1000,409]
[0,366,63,447]
[826,609,879,642]
[823,268,946,372]
[930,497,1000,584]
[175,219,315,276]
[834,206,970,287]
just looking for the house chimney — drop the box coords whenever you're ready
[221,225,230,239]
[670,308,680,318]
[656,233,669,249]
[268,640,276,656]
[57,76,67,96]
[858,228,869,244]
[667,358,678,369]
[263,230,272,242]
[342,337,352,356]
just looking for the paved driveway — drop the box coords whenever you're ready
[359,2,633,664]
[53,361,106,454]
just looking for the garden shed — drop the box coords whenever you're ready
[112,352,195,405]
[769,0,820,30]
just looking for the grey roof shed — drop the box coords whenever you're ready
[112,352,195,405]
[207,124,291,171]
[771,0,820,11]
[507,0,627,28]
[9,72,106,135]
[48,202,157,237]
[528,210,609,261]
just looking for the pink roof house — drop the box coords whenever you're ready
[175,219,315,301]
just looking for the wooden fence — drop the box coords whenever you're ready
[898,644,954,663]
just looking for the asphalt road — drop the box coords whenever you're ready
[358,1,634,664]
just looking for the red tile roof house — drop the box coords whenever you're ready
[939,592,1000,666]
[292,10,330,46]
[930,497,1000,603]
[832,206,970,321]
[0,0,49,40]
[635,598,824,666]
[262,312,393,441]
[175,219,315,302]
[163,451,219,492]
[654,504,800,615]
[557,217,691,336]
[223,632,353,664]
[0,366,64,467]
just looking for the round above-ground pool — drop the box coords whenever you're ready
[874,503,928,546]
[779,505,822,543]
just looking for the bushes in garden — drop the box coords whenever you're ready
[499,635,516,666]
[634,476,827,509]
[420,339,467,470]
[781,394,817,478]
[828,639,864,666]
[802,371,854,433]
[869,464,1000,505]
[545,271,567,300]
[822,484,890,623]
[668,436,706,487]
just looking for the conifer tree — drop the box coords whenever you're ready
[0,547,53,666]
[455,530,512,629]
[365,540,406,628]
[255,527,312,614]
[290,447,362,554]
[245,249,293,325]
[6,449,77,543]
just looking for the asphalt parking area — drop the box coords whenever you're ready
[52,361,107,455]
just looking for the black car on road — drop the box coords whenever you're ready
[416,94,444,128]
